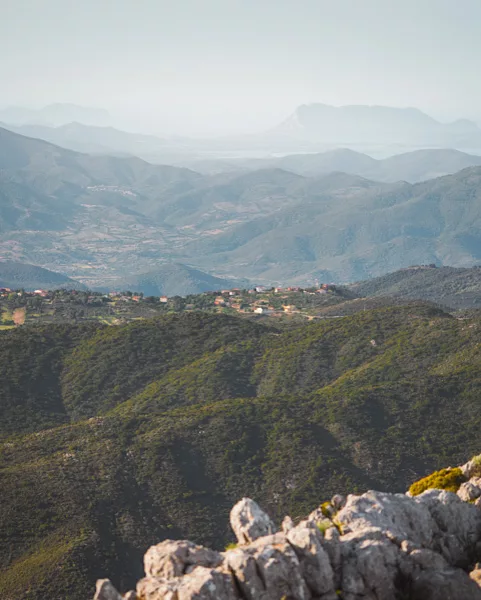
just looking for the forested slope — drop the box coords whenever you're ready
[2,306,481,598]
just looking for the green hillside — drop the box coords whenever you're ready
[110,263,245,296]
[0,126,201,232]
[3,306,481,598]
[349,265,481,309]
[189,166,481,283]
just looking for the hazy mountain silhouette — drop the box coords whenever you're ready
[233,148,481,183]
[271,103,481,148]
[0,103,111,127]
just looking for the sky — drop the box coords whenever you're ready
[2,0,481,135]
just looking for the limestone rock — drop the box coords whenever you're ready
[281,515,294,533]
[337,488,481,566]
[286,522,335,596]
[305,505,326,527]
[94,580,123,600]
[229,497,276,544]
[407,547,449,571]
[340,528,400,600]
[411,567,481,599]
[470,565,481,586]
[417,489,481,565]
[224,546,267,599]
[226,532,310,600]
[136,576,179,600]
[458,477,481,502]
[331,494,346,510]
[176,566,238,600]
[93,454,481,600]
[144,540,222,579]
[323,527,342,588]
[461,455,481,478]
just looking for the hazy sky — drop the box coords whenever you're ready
[2,0,481,135]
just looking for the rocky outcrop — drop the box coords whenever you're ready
[143,540,223,580]
[94,462,481,600]
[229,497,276,543]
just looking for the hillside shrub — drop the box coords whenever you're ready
[469,454,481,477]
[408,467,466,496]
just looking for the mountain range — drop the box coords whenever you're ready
[3,304,481,598]
[186,167,481,283]
[272,103,481,149]
[3,125,481,287]
[231,147,481,183]
[0,103,111,128]
[4,101,481,600]
[0,120,190,163]
[0,260,245,296]
[3,102,481,161]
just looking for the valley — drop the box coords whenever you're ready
[3,125,481,290]
[4,4,481,598]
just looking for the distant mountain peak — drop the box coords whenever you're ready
[0,103,111,128]
[273,103,481,146]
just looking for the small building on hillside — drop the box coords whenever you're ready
[159,296,168,303]
[254,307,272,314]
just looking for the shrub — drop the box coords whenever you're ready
[321,501,336,518]
[469,454,481,477]
[224,542,238,551]
[408,467,466,496]
[316,520,334,535]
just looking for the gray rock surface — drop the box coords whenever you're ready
[411,567,481,600]
[94,456,481,600]
[94,579,137,600]
[226,532,310,600]
[175,567,238,600]
[461,455,481,478]
[144,540,222,579]
[286,522,335,596]
[229,497,276,544]
[136,576,178,600]
[93,579,122,600]
[458,477,481,502]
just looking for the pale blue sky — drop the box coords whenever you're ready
[2,0,481,134]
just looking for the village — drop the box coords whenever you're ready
[0,283,350,328]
